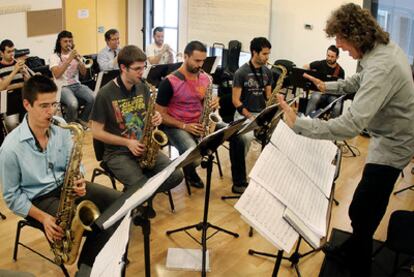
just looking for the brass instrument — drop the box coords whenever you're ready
[266,62,288,106]
[50,118,100,265]
[68,46,93,69]
[254,63,288,141]
[139,81,169,169]
[13,58,36,76]
[199,71,223,140]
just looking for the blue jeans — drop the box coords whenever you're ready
[162,126,201,179]
[305,92,342,118]
[60,83,95,123]
[104,151,183,193]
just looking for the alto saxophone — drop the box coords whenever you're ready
[139,80,168,169]
[254,63,288,141]
[199,71,222,140]
[50,118,100,265]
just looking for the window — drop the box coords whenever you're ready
[152,0,179,53]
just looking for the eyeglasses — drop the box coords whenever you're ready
[38,102,60,110]
[128,64,147,72]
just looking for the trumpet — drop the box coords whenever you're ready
[14,58,36,77]
[67,46,93,69]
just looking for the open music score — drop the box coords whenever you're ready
[235,120,338,252]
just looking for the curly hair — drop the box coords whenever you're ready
[325,3,389,54]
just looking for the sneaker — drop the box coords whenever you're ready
[232,184,247,194]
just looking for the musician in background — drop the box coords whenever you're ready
[0,75,122,275]
[304,45,345,118]
[146,27,174,66]
[0,39,29,91]
[277,3,414,275]
[97,28,121,71]
[231,37,273,193]
[90,45,182,208]
[155,41,218,189]
[49,30,94,128]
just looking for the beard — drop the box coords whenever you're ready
[186,64,201,73]
[326,59,336,65]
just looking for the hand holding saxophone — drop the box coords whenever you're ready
[151,111,163,126]
[184,122,204,136]
[72,177,86,197]
[209,96,220,110]
[127,139,145,157]
[43,213,64,242]
[277,94,297,128]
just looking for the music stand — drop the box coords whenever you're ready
[94,69,120,95]
[202,56,218,74]
[166,118,246,277]
[249,149,342,277]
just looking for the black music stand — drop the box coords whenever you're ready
[146,62,182,87]
[248,149,342,277]
[166,118,246,277]
[94,69,120,94]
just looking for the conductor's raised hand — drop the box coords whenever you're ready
[277,94,297,128]
[303,73,326,92]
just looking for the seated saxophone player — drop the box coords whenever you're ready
[90,45,183,210]
[155,40,246,190]
[231,37,273,193]
[49,30,95,129]
[0,75,122,275]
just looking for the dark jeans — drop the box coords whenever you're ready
[341,163,400,275]
[104,151,183,193]
[31,182,122,269]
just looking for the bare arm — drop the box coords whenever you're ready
[232,86,253,119]
[303,64,310,70]
[90,120,145,156]
[155,103,203,136]
[265,85,272,100]
[0,62,24,91]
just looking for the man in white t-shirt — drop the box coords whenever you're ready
[49,30,94,128]
[146,27,174,66]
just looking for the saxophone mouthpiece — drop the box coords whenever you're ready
[50,117,62,127]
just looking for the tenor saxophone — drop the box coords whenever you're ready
[139,80,168,169]
[199,71,222,140]
[254,63,288,141]
[50,118,100,265]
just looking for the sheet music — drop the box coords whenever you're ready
[102,148,193,229]
[249,144,328,236]
[270,121,337,197]
[235,181,298,252]
[1,90,7,113]
[91,211,132,277]
[283,209,322,249]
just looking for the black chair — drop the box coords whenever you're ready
[372,210,414,276]
[90,139,176,213]
[13,217,69,277]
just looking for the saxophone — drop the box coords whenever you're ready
[139,80,168,169]
[50,118,100,265]
[254,63,288,141]
[199,71,222,140]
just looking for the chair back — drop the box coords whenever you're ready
[93,138,105,162]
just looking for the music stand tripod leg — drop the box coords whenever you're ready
[393,184,414,195]
[166,154,239,276]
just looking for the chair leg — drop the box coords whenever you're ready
[184,176,192,196]
[167,190,175,213]
[13,220,25,261]
[215,150,223,178]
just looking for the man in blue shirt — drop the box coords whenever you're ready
[97,29,121,71]
[0,75,122,275]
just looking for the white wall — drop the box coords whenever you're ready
[0,0,61,61]
[128,0,144,48]
[269,0,362,76]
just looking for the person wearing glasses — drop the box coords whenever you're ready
[0,75,122,275]
[90,45,183,208]
[97,29,121,71]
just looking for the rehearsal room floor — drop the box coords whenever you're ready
[0,131,413,277]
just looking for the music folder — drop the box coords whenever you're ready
[291,68,339,91]
[237,103,280,136]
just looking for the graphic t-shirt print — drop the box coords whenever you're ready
[112,95,146,140]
